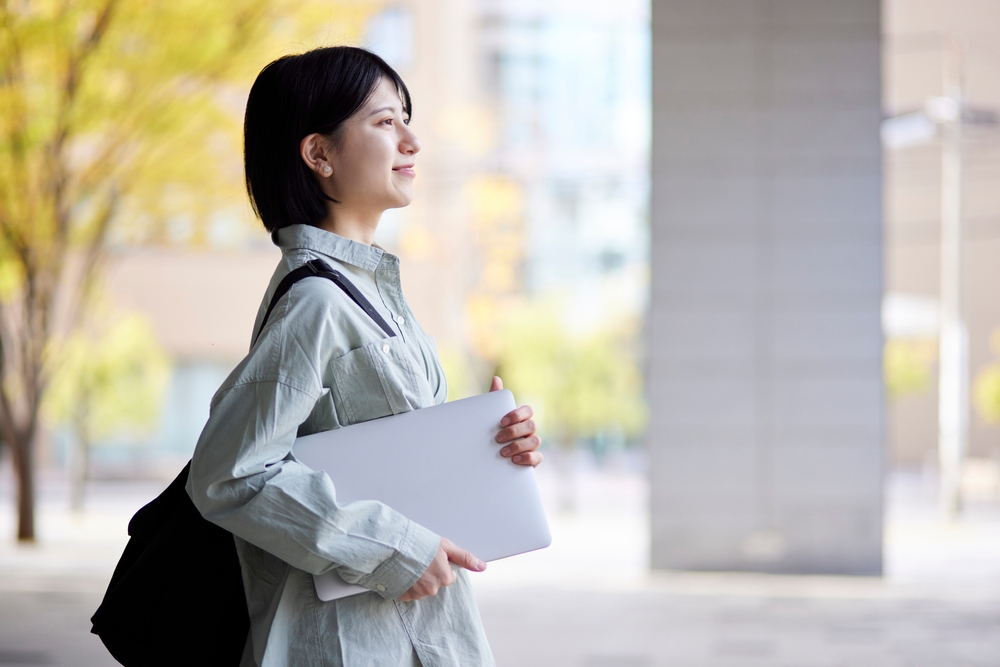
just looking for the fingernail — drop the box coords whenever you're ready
[500,417,509,427]
[513,454,522,463]
[476,560,487,570]
[500,446,510,456]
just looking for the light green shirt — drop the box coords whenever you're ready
[186,224,494,667]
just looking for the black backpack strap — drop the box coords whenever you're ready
[253,258,397,346]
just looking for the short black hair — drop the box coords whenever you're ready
[243,46,412,232]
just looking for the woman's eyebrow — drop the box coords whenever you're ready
[367,105,398,117]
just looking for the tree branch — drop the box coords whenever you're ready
[65,188,119,336]
[48,0,121,314]
[0,6,35,270]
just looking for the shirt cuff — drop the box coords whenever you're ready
[357,519,440,600]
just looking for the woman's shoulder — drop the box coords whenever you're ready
[210,254,375,401]
[273,254,391,347]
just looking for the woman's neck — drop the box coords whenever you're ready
[314,207,381,246]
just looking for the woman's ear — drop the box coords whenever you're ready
[300,133,333,177]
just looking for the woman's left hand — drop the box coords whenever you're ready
[490,376,543,467]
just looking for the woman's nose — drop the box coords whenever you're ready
[402,128,421,155]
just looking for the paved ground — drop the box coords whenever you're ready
[1,460,999,666]
[479,586,1000,667]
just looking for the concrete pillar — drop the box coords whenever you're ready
[649,0,883,575]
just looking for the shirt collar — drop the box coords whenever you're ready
[272,224,385,272]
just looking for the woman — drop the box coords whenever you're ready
[186,47,543,667]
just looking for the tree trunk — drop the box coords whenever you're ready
[2,395,41,541]
[12,436,35,542]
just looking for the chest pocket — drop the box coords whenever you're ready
[330,338,434,426]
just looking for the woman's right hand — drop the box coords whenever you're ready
[398,538,486,602]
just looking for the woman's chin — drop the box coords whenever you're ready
[386,192,414,209]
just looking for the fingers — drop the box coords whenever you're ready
[500,434,541,458]
[511,450,543,467]
[399,581,432,602]
[499,404,533,428]
[489,376,503,392]
[399,538,491,602]
[495,405,543,468]
[496,419,537,445]
[442,539,487,572]
[399,578,445,602]
[398,552,459,601]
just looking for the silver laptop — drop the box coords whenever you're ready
[293,389,551,601]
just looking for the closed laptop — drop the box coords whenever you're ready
[293,389,552,601]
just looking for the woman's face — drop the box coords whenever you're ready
[325,77,420,213]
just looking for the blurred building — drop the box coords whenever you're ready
[473,0,650,326]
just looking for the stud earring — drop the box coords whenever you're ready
[322,165,332,176]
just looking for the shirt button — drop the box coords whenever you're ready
[376,584,386,592]
[381,343,390,354]
[396,315,405,325]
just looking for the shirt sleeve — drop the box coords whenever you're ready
[185,281,440,600]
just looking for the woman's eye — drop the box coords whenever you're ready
[381,118,393,126]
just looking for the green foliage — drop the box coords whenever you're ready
[1,0,374,249]
[974,329,1000,424]
[495,300,647,448]
[44,314,171,443]
[884,338,936,401]
[974,366,1000,424]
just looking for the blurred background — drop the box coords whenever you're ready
[1,0,999,665]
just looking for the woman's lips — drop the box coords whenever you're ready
[393,165,415,177]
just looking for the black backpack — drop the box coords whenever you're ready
[91,258,397,666]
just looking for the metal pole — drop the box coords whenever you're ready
[938,35,967,517]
